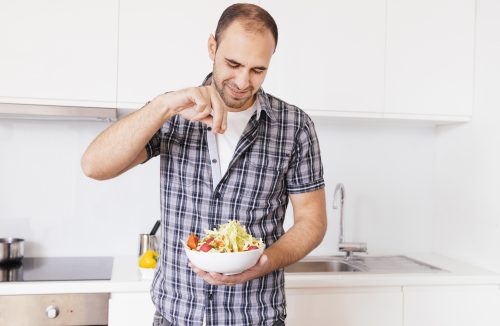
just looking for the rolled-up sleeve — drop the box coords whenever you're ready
[143,128,161,163]
[287,116,325,194]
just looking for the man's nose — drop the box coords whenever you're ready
[233,70,250,90]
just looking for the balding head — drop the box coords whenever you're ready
[215,3,278,51]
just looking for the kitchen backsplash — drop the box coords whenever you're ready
[0,117,435,257]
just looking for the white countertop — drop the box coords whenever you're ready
[285,253,500,289]
[1,253,499,295]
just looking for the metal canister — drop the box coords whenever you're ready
[138,234,157,257]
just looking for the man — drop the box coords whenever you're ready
[82,3,326,326]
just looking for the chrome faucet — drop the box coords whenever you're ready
[333,183,367,259]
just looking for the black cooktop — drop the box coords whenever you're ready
[0,257,113,282]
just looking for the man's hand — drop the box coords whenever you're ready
[163,83,228,134]
[188,254,268,286]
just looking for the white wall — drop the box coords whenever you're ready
[433,0,500,272]
[308,118,435,256]
[0,117,435,257]
[0,119,160,257]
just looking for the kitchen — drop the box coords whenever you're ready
[1,0,500,325]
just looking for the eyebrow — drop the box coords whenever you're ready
[225,58,267,71]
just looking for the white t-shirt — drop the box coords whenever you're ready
[216,101,258,177]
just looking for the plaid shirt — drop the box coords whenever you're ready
[146,75,324,326]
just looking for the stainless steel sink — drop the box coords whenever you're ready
[351,255,445,273]
[285,260,362,273]
[285,255,446,274]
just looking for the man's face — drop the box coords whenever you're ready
[209,21,275,110]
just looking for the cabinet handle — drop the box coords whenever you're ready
[46,305,59,319]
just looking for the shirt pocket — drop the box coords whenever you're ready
[163,137,205,189]
[238,150,288,201]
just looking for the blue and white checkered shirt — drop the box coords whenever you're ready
[146,75,324,326]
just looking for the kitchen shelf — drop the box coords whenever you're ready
[0,102,117,122]
[117,103,470,126]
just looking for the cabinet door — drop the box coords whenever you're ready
[0,0,118,107]
[260,0,386,114]
[403,285,500,326]
[286,287,402,326]
[385,0,475,117]
[108,292,156,326]
[117,0,259,109]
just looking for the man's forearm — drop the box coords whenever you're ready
[260,189,327,276]
[262,220,326,275]
[81,96,172,180]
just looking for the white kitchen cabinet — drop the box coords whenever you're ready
[260,0,386,115]
[108,292,156,326]
[385,0,475,119]
[0,1,477,123]
[403,285,500,326]
[0,0,118,108]
[117,0,260,109]
[285,286,403,326]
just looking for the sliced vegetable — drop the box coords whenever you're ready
[187,233,198,250]
[200,243,212,252]
[185,220,264,253]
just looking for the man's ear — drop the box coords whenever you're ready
[208,34,217,62]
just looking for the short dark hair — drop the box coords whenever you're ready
[215,3,278,50]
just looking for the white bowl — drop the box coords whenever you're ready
[184,245,265,275]
[139,267,155,280]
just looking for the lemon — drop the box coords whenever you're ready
[139,249,158,268]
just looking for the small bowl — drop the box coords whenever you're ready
[139,267,156,280]
[184,245,265,275]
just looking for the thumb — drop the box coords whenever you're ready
[258,254,268,267]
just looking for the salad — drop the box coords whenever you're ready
[185,220,264,253]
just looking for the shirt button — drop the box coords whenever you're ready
[207,126,212,131]
[214,192,221,199]
[211,159,217,164]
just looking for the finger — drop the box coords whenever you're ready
[191,106,210,121]
[244,254,268,273]
[221,108,228,132]
[199,115,214,128]
[189,262,226,285]
[209,84,227,134]
[188,88,207,111]
[210,98,223,134]
[203,272,227,285]
[190,88,212,121]
[195,102,206,113]
[209,272,238,286]
[188,262,207,276]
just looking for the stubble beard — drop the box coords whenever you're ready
[212,70,253,110]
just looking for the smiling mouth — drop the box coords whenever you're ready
[227,85,249,99]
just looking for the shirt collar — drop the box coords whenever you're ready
[201,73,277,122]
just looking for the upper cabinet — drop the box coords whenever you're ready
[260,0,386,115]
[0,0,118,108]
[117,0,259,109]
[385,0,475,118]
[0,1,476,123]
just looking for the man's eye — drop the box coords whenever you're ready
[253,69,264,75]
[228,63,238,69]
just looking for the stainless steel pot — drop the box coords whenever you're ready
[0,262,23,281]
[0,238,24,264]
